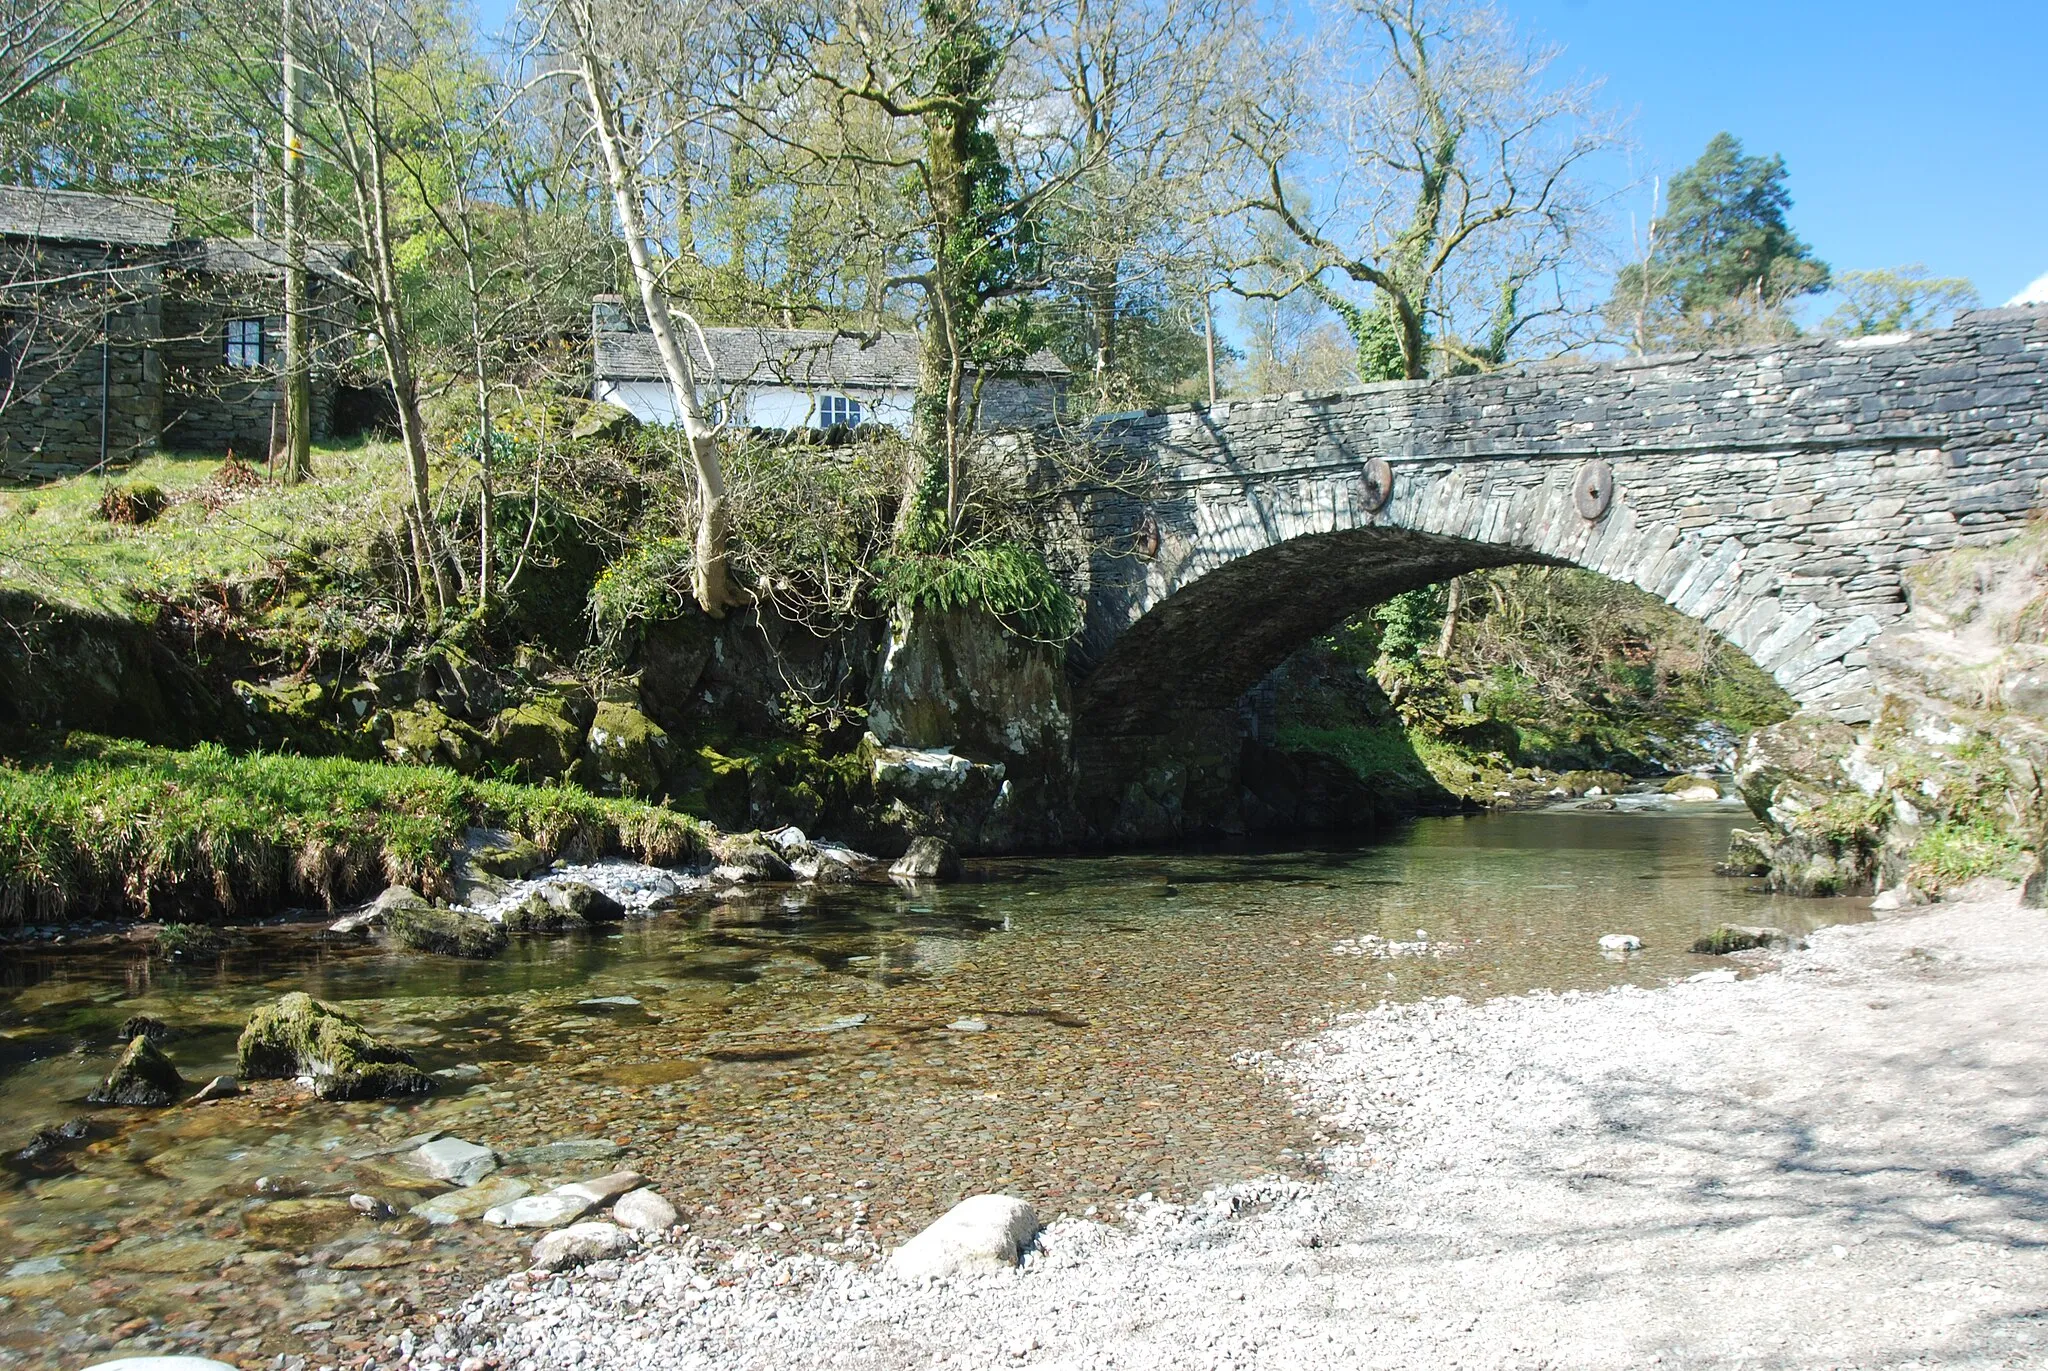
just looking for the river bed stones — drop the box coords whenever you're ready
[414,1137,498,1186]
[412,1176,532,1226]
[611,1187,678,1232]
[530,1221,632,1271]
[87,1036,187,1106]
[483,1191,598,1229]
[508,1139,622,1168]
[886,1194,1039,1280]
[554,1170,647,1205]
[1692,924,1786,955]
[1597,933,1642,952]
[236,992,432,1100]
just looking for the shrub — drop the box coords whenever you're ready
[877,538,1082,645]
[96,483,168,526]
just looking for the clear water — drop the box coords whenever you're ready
[0,800,1866,1367]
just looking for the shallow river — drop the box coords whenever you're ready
[0,799,1866,1369]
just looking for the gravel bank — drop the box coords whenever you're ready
[414,894,2048,1371]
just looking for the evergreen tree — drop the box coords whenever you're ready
[1610,132,1830,350]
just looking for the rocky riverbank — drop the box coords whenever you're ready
[412,890,2048,1371]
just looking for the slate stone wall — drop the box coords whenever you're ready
[159,272,348,458]
[1049,306,2048,841]
[0,240,164,479]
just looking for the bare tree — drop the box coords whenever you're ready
[533,0,745,616]
[1240,0,1616,380]
[0,0,156,114]
[279,0,313,483]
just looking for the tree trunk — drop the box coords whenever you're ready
[573,28,737,616]
[278,0,312,484]
[1435,576,1461,657]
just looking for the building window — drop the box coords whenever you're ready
[224,316,272,368]
[818,394,861,429]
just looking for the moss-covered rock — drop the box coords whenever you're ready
[1716,828,1773,877]
[584,698,673,799]
[153,923,229,958]
[237,992,432,1100]
[1691,924,1782,954]
[86,1035,188,1106]
[1555,770,1631,798]
[711,834,793,882]
[382,701,484,773]
[485,695,589,782]
[571,401,639,442]
[459,827,546,880]
[384,900,507,958]
[502,881,624,933]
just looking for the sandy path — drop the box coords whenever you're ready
[428,895,2048,1371]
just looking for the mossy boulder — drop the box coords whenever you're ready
[1717,828,1774,878]
[571,401,639,442]
[460,827,547,879]
[86,1035,188,1106]
[383,701,485,773]
[502,882,624,933]
[1556,770,1631,798]
[237,992,432,1101]
[485,695,589,782]
[384,899,507,958]
[584,699,673,799]
[1692,924,1783,955]
[711,834,793,883]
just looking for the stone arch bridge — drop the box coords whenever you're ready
[1044,307,2048,839]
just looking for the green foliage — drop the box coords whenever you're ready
[588,537,695,647]
[1908,819,2027,887]
[1374,587,1446,665]
[878,537,1081,645]
[153,923,228,958]
[1822,265,1979,337]
[1610,132,1830,347]
[1274,722,1437,792]
[0,736,705,925]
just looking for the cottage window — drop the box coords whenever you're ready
[818,394,861,429]
[224,317,272,368]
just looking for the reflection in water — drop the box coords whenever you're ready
[0,803,1864,1368]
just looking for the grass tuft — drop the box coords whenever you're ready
[0,735,709,925]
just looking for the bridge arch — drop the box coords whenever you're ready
[1050,308,2048,837]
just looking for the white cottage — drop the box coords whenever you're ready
[589,296,1068,433]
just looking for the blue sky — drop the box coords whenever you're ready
[1512,0,2048,305]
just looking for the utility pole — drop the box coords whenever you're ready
[279,0,313,484]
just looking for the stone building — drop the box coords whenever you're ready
[589,296,1069,433]
[0,186,352,480]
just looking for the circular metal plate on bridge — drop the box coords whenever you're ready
[1360,458,1395,512]
[1573,459,1615,520]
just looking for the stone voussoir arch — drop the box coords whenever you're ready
[1051,307,2048,767]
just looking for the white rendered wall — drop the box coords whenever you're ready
[595,380,913,432]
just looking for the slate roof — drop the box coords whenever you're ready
[595,322,1068,388]
[0,185,178,246]
[181,237,355,280]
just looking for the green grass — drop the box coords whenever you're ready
[0,735,707,925]
[0,442,414,617]
[1908,818,2029,888]
[1274,722,1443,792]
